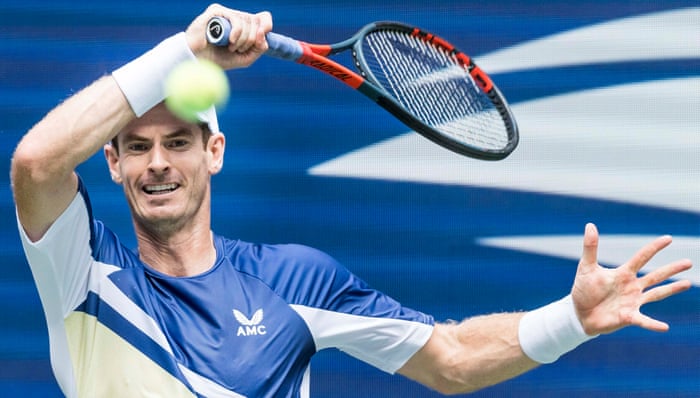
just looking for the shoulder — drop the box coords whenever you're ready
[220,237,343,272]
[217,237,352,305]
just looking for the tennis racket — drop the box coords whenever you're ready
[207,17,519,160]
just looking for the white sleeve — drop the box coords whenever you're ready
[291,305,434,374]
[17,191,94,320]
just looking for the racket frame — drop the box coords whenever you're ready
[207,18,518,160]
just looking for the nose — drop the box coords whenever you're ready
[147,144,170,174]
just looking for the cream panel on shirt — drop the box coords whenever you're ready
[65,312,195,398]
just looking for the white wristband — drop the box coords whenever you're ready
[518,295,598,364]
[112,32,195,117]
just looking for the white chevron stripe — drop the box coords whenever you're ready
[308,77,700,213]
[477,234,699,286]
[477,7,700,74]
[179,365,247,398]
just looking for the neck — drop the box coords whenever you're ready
[135,221,217,277]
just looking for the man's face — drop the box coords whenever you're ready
[105,104,224,235]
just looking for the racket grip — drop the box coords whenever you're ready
[206,16,303,61]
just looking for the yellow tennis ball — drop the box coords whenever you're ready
[165,59,230,122]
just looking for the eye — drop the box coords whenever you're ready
[166,139,191,149]
[127,142,150,152]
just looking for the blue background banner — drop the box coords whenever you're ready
[1,1,698,396]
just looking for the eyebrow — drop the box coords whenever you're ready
[164,128,196,140]
[121,127,196,143]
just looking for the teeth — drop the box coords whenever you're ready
[144,183,177,194]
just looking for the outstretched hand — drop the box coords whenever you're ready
[571,223,692,336]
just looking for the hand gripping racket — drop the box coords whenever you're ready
[207,17,519,160]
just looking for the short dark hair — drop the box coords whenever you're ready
[110,122,213,153]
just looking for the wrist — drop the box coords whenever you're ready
[112,32,195,116]
[518,294,598,364]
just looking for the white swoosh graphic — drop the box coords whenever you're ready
[478,235,699,286]
[309,77,700,213]
[477,7,700,74]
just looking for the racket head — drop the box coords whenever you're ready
[352,22,518,160]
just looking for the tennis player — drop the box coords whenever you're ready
[11,4,692,397]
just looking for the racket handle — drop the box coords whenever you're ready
[206,16,303,61]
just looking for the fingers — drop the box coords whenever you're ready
[640,257,693,304]
[223,10,271,53]
[632,312,670,333]
[573,223,693,335]
[255,11,272,51]
[624,234,673,274]
[640,258,693,290]
[642,279,692,305]
[634,258,691,332]
[190,4,272,68]
[226,11,261,53]
[578,223,599,272]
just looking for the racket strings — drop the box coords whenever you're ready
[361,30,509,150]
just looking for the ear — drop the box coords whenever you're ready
[104,143,123,184]
[207,132,226,175]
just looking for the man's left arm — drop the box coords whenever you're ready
[399,312,535,395]
[398,223,692,395]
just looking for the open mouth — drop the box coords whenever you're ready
[143,183,179,195]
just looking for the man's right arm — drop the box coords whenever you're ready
[11,4,273,243]
[11,76,134,242]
